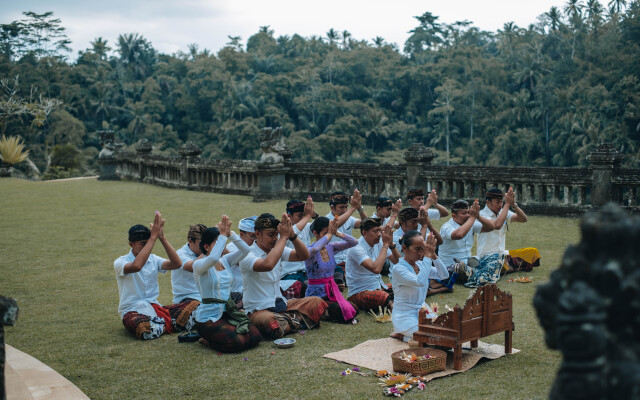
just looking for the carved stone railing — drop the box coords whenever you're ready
[101,139,640,215]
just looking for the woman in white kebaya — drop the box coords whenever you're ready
[390,230,449,342]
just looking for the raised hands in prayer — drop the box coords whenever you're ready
[424,232,437,259]
[218,215,232,237]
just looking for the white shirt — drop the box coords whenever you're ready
[326,212,357,264]
[225,241,245,293]
[240,242,293,314]
[439,218,483,267]
[346,236,391,297]
[391,257,448,335]
[114,250,167,318]
[172,243,201,303]
[193,233,250,323]
[371,212,391,227]
[281,223,312,277]
[476,205,514,257]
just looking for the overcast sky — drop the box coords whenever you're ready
[3,0,607,58]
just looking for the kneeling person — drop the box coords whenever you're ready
[114,212,199,340]
[193,216,262,353]
[346,218,400,311]
[240,213,328,339]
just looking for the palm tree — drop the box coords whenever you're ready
[326,29,338,45]
[545,7,563,31]
[341,30,351,49]
[608,0,627,14]
[372,36,386,48]
[90,37,110,60]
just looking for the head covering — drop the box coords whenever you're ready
[128,224,150,242]
[238,216,257,233]
[451,199,469,212]
[407,188,424,200]
[286,199,305,214]
[376,196,393,208]
[329,192,349,206]
[485,188,504,200]
[255,214,280,231]
[360,217,382,231]
[188,224,207,240]
[398,207,419,223]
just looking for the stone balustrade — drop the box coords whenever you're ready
[99,133,640,216]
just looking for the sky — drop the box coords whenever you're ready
[3,0,608,58]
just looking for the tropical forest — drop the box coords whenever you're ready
[1,0,639,180]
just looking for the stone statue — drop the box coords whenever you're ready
[98,131,119,180]
[259,127,289,164]
[533,203,640,399]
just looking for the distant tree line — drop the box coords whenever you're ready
[1,2,639,178]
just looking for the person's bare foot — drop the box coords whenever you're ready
[390,332,404,340]
[338,284,346,291]
[198,337,210,347]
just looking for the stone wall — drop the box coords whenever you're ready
[100,133,640,216]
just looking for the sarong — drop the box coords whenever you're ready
[248,296,328,339]
[504,247,541,273]
[308,277,357,321]
[347,284,393,312]
[121,299,200,340]
[464,253,505,288]
[325,300,359,323]
[281,280,305,299]
[195,314,261,353]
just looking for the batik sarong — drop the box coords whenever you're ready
[464,253,505,288]
[195,314,262,353]
[248,296,328,339]
[121,299,200,340]
[347,284,393,312]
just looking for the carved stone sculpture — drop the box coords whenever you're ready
[98,130,119,180]
[1,296,18,400]
[534,203,640,399]
[259,127,288,164]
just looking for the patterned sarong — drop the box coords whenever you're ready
[347,284,393,312]
[121,299,200,340]
[195,314,261,353]
[248,296,328,339]
[464,253,505,288]
[308,277,357,321]
[504,247,541,273]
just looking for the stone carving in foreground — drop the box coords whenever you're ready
[534,203,640,399]
[1,296,18,400]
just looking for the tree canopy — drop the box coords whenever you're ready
[1,2,639,178]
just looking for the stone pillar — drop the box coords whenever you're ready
[98,130,119,181]
[179,141,202,188]
[1,296,18,400]
[587,143,624,206]
[135,139,153,182]
[403,143,434,191]
[254,163,288,201]
[254,127,291,201]
[533,204,640,400]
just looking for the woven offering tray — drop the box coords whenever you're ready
[391,347,447,375]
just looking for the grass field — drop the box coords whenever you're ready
[0,178,581,400]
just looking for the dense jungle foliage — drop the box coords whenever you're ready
[1,1,639,179]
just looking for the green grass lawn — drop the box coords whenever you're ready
[0,178,581,400]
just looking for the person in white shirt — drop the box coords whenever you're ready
[225,216,257,308]
[172,223,207,304]
[280,197,316,298]
[466,187,539,287]
[240,213,327,339]
[390,231,449,342]
[371,196,402,275]
[438,199,494,286]
[345,218,400,311]
[325,190,367,287]
[193,216,261,353]
[406,188,449,221]
[114,212,198,340]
